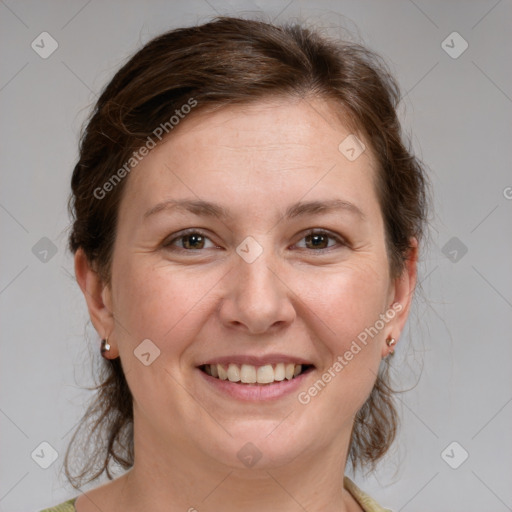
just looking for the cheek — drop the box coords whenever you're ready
[300,261,390,346]
[111,256,223,356]
[295,273,386,419]
[296,262,389,406]
[109,259,221,420]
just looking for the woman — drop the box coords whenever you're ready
[42,15,429,512]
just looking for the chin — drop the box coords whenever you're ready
[196,418,317,471]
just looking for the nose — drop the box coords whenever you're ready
[218,247,296,335]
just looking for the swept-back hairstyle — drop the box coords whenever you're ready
[65,15,429,487]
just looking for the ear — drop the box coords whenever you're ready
[382,237,418,357]
[74,248,118,358]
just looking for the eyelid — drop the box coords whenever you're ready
[293,228,347,250]
[163,227,348,253]
[162,228,218,250]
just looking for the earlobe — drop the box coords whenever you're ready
[382,238,419,357]
[74,249,117,355]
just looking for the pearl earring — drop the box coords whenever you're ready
[386,337,396,355]
[100,338,111,357]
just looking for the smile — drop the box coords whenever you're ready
[199,363,313,385]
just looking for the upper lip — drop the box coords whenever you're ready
[197,354,315,367]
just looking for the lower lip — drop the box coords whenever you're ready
[196,367,314,401]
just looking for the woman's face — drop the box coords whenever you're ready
[84,97,416,471]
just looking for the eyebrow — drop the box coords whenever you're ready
[143,198,366,222]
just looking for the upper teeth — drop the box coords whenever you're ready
[204,363,303,384]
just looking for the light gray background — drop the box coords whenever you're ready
[1,1,511,511]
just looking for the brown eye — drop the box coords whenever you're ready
[305,233,329,249]
[180,233,206,250]
[164,230,216,251]
[295,230,345,251]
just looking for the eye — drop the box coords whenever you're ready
[294,230,346,251]
[162,228,346,254]
[163,229,217,251]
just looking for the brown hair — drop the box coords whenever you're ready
[65,15,429,487]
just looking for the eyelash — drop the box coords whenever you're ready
[162,228,347,253]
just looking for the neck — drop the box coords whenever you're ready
[111,421,359,512]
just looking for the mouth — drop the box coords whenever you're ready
[198,363,314,385]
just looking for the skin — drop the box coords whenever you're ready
[74,96,417,512]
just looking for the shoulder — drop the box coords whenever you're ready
[39,497,77,512]
[344,476,394,512]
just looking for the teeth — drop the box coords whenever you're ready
[257,364,274,384]
[274,363,285,381]
[227,364,241,382]
[217,364,228,380]
[204,363,307,384]
[240,364,257,383]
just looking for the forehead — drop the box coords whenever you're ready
[120,97,380,223]
[161,96,365,160]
